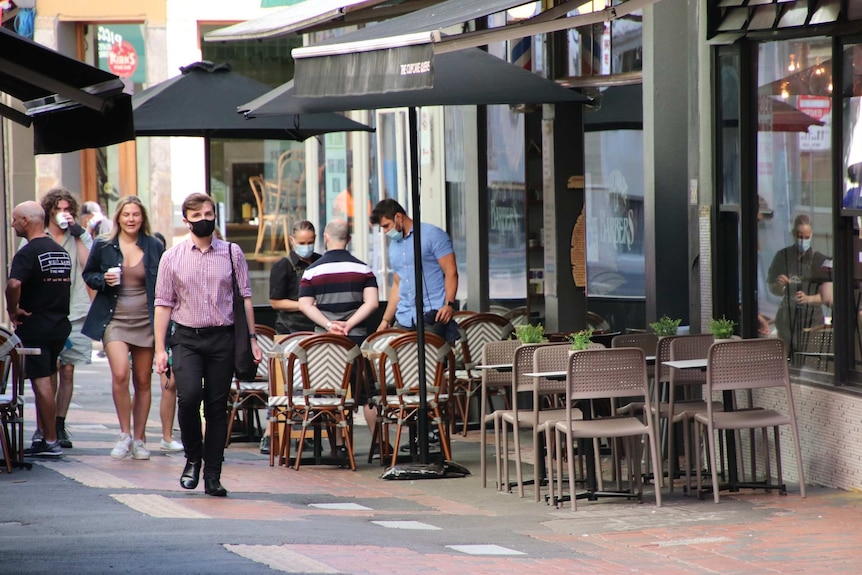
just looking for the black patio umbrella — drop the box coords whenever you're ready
[132,61,374,193]
[242,47,589,466]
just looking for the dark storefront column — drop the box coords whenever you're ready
[643,0,693,326]
[542,102,586,332]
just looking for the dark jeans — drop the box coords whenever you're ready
[171,325,234,479]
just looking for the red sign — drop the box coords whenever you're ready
[107,41,138,78]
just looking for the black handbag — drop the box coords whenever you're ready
[229,244,257,381]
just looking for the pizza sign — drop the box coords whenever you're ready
[108,40,138,78]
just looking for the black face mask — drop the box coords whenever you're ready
[188,218,216,238]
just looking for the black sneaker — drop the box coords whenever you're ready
[259,436,270,455]
[24,440,63,457]
[57,426,73,449]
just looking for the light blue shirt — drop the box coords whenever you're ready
[389,222,453,327]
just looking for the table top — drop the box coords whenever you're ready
[475,364,513,371]
[664,358,707,370]
[523,370,567,380]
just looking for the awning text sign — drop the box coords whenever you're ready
[294,44,434,97]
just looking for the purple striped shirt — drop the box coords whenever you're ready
[154,238,252,328]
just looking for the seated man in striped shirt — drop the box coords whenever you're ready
[298,218,379,448]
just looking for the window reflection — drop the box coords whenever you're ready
[757,38,834,374]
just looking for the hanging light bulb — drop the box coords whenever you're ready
[780,82,790,99]
[788,54,797,72]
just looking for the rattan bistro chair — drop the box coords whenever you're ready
[266,332,315,467]
[694,338,806,503]
[226,324,277,447]
[363,328,408,464]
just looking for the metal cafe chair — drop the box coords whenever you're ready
[548,347,662,511]
[694,338,806,503]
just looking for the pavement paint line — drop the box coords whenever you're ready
[36,461,137,489]
[371,520,441,530]
[309,502,372,510]
[224,544,340,573]
[447,544,525,556]
[68,424,109,430]
[110,494,210,519]
[656,537,730,547]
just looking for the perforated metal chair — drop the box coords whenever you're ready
[549,347,662,511]
[476,338,520,488]
[694,338,806,503]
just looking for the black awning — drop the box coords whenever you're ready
[584,84,643,132]
[0,28,135,154]
[133,61,374,140]
[243,48,588,116]
[310,0,540,47]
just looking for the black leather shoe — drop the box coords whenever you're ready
[204,478,228,497]
[180,460,201,490]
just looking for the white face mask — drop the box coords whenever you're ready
[294,244,314,258]
[797,238,811,252]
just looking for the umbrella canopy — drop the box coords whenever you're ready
[240,48,588,117]
[133,61,374,140]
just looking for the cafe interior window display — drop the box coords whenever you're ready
[756,37,834,375]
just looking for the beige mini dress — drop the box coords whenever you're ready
[103,258,153,348]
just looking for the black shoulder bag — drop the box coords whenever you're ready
[229,244,257,381]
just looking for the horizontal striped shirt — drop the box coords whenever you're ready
[154,238,251,328]
[298,249,377,337]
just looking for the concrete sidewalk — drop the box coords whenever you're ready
[2,352,861,574]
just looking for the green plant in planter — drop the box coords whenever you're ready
[709,316,736,339]
[568,328,594,351]
[515,323,545,344]
[649,315,681,337]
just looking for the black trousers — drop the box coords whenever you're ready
[171,325,234,479]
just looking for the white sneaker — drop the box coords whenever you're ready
[160,438,184,452]
[131,439,151,460]
[110,433,132,459]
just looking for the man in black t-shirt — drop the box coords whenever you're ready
[5,201,72,457]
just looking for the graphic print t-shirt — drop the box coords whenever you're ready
[9,236,72,341]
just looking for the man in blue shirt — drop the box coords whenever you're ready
[370,199,459,342]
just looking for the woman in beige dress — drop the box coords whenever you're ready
[83,197,164,459]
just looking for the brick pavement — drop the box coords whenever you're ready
[4,355,862,573]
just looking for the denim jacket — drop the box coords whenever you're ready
[81,234,164,341]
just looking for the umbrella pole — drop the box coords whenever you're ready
[409,106,430,465]
[204,136,212,195]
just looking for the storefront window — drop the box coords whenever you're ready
[757,38,834,374]
[445,106,470,305]
[584,129,645,299]
[486,104,527,301]
[841,42,862,376]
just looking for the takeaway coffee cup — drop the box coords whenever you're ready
[106,266,122,285]
[55,213,69,229]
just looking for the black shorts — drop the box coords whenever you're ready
[22,339,66,379]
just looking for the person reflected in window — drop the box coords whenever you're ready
[842,162,862,209]
[767,214,831,357]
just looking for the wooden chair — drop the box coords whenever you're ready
[549,347,662,511]
[452,313,515,436]
[694,338,806,503]
[248,175,290,259]
[226,324,277,446]
[291,334,361,470]
[378,332,453,467]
